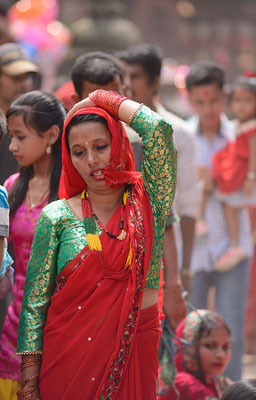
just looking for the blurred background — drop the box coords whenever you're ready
[1,0,256,117]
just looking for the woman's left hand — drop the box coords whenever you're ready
[65,97,95,122]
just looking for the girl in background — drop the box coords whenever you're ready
[0,91,66,400]
[158,310,232,399]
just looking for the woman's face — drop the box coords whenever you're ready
[8,114,50,166]
[69,120,112,193]
[199,326,231,383]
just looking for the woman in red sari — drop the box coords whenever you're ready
[16,90,177,399]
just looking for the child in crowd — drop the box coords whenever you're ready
[221,380,256,400]
[212,72,256,271]
[0,91,66,400]
[158,310,232,399]
[197,72,256,271]
[0,110,13,300]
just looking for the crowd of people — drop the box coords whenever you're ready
[0,38,255,400]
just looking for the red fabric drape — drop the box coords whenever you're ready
[40,107,158,399]
[39,182,155,399]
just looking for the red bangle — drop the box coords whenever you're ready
[89,90,127,119]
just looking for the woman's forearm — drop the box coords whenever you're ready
[118,99,142,124]
[89,90,141,123]
[17,354,41,399]
[67,90,142,125]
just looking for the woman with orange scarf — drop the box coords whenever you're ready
[16,90,177,399]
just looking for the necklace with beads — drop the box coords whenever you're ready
[92,200,127,241]
[81,188,129,252]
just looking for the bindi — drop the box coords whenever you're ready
[202,89,211,99]
[84,141,88,146]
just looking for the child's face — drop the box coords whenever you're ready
[231,88,256,123]
[199,326,231,383]
[8,114,51,167]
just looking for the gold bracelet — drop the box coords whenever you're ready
[128,104,143,124]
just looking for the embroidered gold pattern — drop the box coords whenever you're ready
[130,105,177,289]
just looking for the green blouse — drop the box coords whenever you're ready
[17,104,177,354]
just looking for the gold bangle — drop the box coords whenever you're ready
[128,104,143,124]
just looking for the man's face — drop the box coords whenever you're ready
[0,72,32,111]
[188,83,225,127]
[122,63,159,105]
[79,75,123,100]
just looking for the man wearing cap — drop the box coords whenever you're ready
[0,42,39,184]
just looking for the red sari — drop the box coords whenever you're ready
[39,107,161,399]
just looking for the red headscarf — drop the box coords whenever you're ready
[58,107,141,199]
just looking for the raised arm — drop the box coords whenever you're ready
[129,103,177,222]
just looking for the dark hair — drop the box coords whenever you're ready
[231,74,256,95]
[185,60,225,91]
[7,90,66,215]
[221,380,256,400]
[117,43,163,82]
[71,52,124,98]
[198,311,231,339]
[0,109,7,144]
[65,113,109,153]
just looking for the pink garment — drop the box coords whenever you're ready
[0,174,48,382]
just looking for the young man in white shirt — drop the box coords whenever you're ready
[185,60,252,380]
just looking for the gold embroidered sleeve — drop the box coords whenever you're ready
[17,210,59,354]
[130,105,177,289]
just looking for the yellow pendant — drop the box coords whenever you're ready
[117,230,127,241]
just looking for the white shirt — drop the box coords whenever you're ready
[155,103,199,219]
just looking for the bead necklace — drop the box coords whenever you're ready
[82,189,128,242]
[92,200,127,241]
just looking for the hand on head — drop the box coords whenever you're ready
[65,96,95,122]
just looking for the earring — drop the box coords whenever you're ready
[46,145,51,155]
